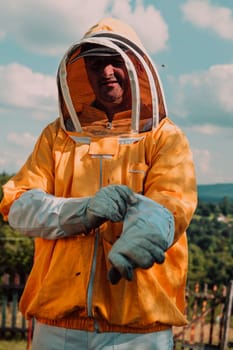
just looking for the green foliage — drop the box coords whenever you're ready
[188,243,206,281]
[187,199,233,287]
[0,173,34,279]
[0,222,34,278]
[0,173,11,205]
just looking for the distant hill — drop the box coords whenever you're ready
[198,183,233,202]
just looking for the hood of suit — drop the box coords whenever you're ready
[57,17,168,136]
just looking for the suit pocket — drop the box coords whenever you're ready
[126,163,148,193]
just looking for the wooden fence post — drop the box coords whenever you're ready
[0,273,10,337]
[209,284,217,345]
[0,272,29,339]
[220,280,233,350]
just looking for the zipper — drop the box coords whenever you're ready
[106,121,112,129]
[86,156,103,332]
[87,228,99,319]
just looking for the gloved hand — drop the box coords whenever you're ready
[86,185,138,229]
[107,194,175,284]
[62,185,137,236]
[8,187,137,239]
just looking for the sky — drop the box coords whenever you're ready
[0,0,233,185]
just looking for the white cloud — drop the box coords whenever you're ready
[0,156,7,168]
[169,64,233,127]
[195,146,233,184]
[184,124,233,184]
[7,132,36,147]
[181,0,233,41]
[193,148,211,175]
[0,0,168,55]
[0,30,6,40]
[110,0,169,53]
[0,63,57,112]
[0,147,30,174]
[191,124,220,135]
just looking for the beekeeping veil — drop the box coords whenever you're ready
[57,17,168,135]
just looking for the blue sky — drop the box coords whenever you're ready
[0,0,233,184]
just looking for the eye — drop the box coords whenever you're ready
[112,58,125,68]
[86,58,102,71]
[85,57,125,71]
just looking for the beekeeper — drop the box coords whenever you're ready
[0,17,197,350]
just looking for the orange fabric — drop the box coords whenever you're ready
[0,17,197,333]
[0,116,197,332]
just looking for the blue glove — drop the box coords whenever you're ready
[8,187,137,239]
[108,194,175,284]
[86,184,138,226]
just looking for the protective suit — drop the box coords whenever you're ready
[0,18,197,333]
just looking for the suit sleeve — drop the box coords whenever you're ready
[144,122,197,243]
[0,123,56,221]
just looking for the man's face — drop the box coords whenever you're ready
[85,55,131,114]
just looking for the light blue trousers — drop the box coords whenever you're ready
[32,321,174,350]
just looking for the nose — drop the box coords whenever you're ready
[102,63,115,77]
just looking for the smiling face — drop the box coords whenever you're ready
[85,55,131,118]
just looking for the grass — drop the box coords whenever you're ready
[0,340,27,350]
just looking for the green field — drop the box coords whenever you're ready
[0,340,27,350]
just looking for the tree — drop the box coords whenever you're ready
[0,222,34,279]
[188,243,206,285]
[0,173,34,280]
[187,202,233,287]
